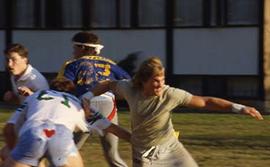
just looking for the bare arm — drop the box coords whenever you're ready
[82,80,124,100]
[105,124,131,143]
[91,80,117,96]
[3,123,17,149]
[186,95,263,120]
[82,99,130,141]
[3,91,20,105]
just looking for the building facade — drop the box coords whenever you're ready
[0,0,268,101]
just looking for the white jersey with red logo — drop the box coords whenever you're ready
[8,90,89,137]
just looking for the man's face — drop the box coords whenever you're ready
[5,52,28,76]
[142,72,165,97]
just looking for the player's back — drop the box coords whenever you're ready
[63,55,131,96]
[20,90,88,134]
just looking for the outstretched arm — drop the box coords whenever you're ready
[186,95,263,120]
[81,80,119,100]
[92,80,117,96]
[82,99,131,142]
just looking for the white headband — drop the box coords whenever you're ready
[73,42,104,54]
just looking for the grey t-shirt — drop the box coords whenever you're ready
[114,80,192,149]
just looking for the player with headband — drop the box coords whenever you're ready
[57,31,131,167]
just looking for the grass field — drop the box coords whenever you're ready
[0,108,270,167]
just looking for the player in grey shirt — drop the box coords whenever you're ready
[82,57,263,167]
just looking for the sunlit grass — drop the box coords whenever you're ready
[1,109,270,167]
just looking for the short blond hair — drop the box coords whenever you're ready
[132,57,164,89]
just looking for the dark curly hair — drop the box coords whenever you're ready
[72,31,100,44]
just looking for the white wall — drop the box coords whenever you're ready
[0,31,5,71]
[174,28,259,75]
[13,31,75,73]
[12,30,166,72]
[96,30,166,68]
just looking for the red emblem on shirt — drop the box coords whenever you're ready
[43,129,55,138]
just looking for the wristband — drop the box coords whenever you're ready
[232,103,246,113]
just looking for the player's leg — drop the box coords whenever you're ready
[59,152,84,167]
[132,137,198,167]
[4,127,47,167]
[73,132,90,150]
[100,115,127,167]
[0,145,10,163]
[38,158,48,167]
[48,125,84,167]
[1,157,31,167]
[91,95,127,167]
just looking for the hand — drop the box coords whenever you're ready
[17,86,33,96]
[241,107,264,120]
[0,145,10,161]
[82,98,92,119]
[3,91,15,102]
[81,98,111,136]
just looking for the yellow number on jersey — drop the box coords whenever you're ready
[95,64,111,76]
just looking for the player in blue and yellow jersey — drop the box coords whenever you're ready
[57,31,130,167]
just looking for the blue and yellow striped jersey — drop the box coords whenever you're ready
[58,55,131,96]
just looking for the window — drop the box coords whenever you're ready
[13,0,36,28]
[174,0,260,27]
[174,0,203,26]
[4,0,261,28]
[62,0,132,28]
[86,0,117,27]
[138,0,166,27]
[61,0,83,28]
[119,0,131,27]
[227,0,259,25]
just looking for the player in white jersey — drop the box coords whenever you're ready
[3,43,49,104]
[1,78,130,167]
[2,43,49,167]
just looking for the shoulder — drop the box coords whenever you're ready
[61,59,77,68]
[116,79,132,88]
[115,79,134,94]
[22,65,48,85]
[82,55,117,65]
[163,85,192,101]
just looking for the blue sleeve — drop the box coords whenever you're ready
[64,60,97,96]
[111,64,131,80]
[63,62,77,82]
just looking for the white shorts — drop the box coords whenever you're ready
[91,93,118,122]
[11,123,78,166]
[132,137,198,167]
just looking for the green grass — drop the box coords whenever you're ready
[1,109,270,167]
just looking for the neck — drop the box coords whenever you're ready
[14,65,28,80]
